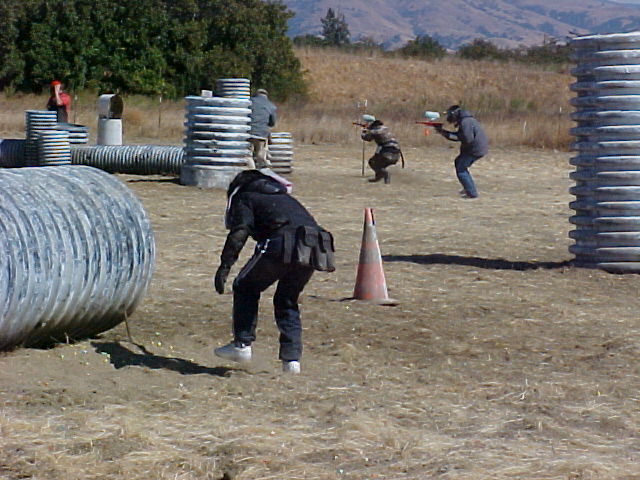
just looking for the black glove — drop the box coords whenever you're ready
[434,124,444,134]
[214,265,230,294]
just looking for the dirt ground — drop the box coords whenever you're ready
[1,143,640,480]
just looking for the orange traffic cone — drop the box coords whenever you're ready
[352,208,397,305]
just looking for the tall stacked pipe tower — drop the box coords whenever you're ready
[569,32,640,273]
[180,80,252,188]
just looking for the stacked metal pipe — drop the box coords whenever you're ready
[569,32,640,273]
[215,78,251,99]
[57,123,89,144]
[38,130,71,166]
[25,110,57,166]
[0,166,155,350]
[71,144,184,176]
[268,132,293,174]
[182,95,251,171]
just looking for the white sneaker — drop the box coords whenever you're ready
[214,342,252,364]
[282,360,301,374]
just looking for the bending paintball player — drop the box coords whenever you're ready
[434,105,488,199]
[359,114,403,184]
[213,170,335,374]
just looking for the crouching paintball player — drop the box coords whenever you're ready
[434,105,488,199]
[359,114,403,184]
[213,170,336,374]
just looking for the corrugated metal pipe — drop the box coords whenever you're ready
[569,32,640,273]
[0,165,155,350]
[215,78,251,99]
[268,132,293,174]
[0,139,27,168]
[71,144,185,176]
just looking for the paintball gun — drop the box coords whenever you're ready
[416,111,443,136]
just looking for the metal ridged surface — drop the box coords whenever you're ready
[0,165,155,349]
[215,78,251,99]
[183,95,251,170]
[71,145,185,176]
[38,130,71,166]
[268,132,293,174]
[570,32,640,272]
[0,139,26,167]
[25,110,57,166]
[57,123,89,144]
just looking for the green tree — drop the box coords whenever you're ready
[399,35,446,60]
[0,0,305,100]
[457,39,510,61]
[320,8,350,46]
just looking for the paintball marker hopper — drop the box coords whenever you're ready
[416,110,443,127]
[353,114,376,128]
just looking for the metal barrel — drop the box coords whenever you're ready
[0,165,155,350]
[569,32,640,272]
[71,144,185,176]
[267,132,293,174]
[0,139,26,168]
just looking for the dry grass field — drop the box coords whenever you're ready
[0,48,573,149]
[1,49,640,480]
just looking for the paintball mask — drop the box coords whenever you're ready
[445,105,461,124]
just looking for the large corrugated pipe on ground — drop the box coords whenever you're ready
[71,144,185,176]
[569,32,640,273]
[0,165,155,350]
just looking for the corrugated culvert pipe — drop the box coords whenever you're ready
[57,123,89,144]
[180,95,251,187]
[71,144,185,176]
[0,139,26,168]
[0,165,155,350]
[569,32,640,273]
[25,110,57,166]
[215,78,251,99]
[268,132,293,174]
[38,130,71,166]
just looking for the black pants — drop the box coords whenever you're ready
[232,245,314,361]
[368,152,399,180]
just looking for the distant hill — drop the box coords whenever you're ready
[281,0,640,49]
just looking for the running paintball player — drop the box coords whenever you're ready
[359,114,403,184]
[434,105,488,199]
[213,170,335,374]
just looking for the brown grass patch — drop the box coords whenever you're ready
[1,144,639,479]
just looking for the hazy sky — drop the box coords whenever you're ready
[611,0,640,3]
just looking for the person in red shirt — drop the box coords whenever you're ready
[46,80,71,123]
